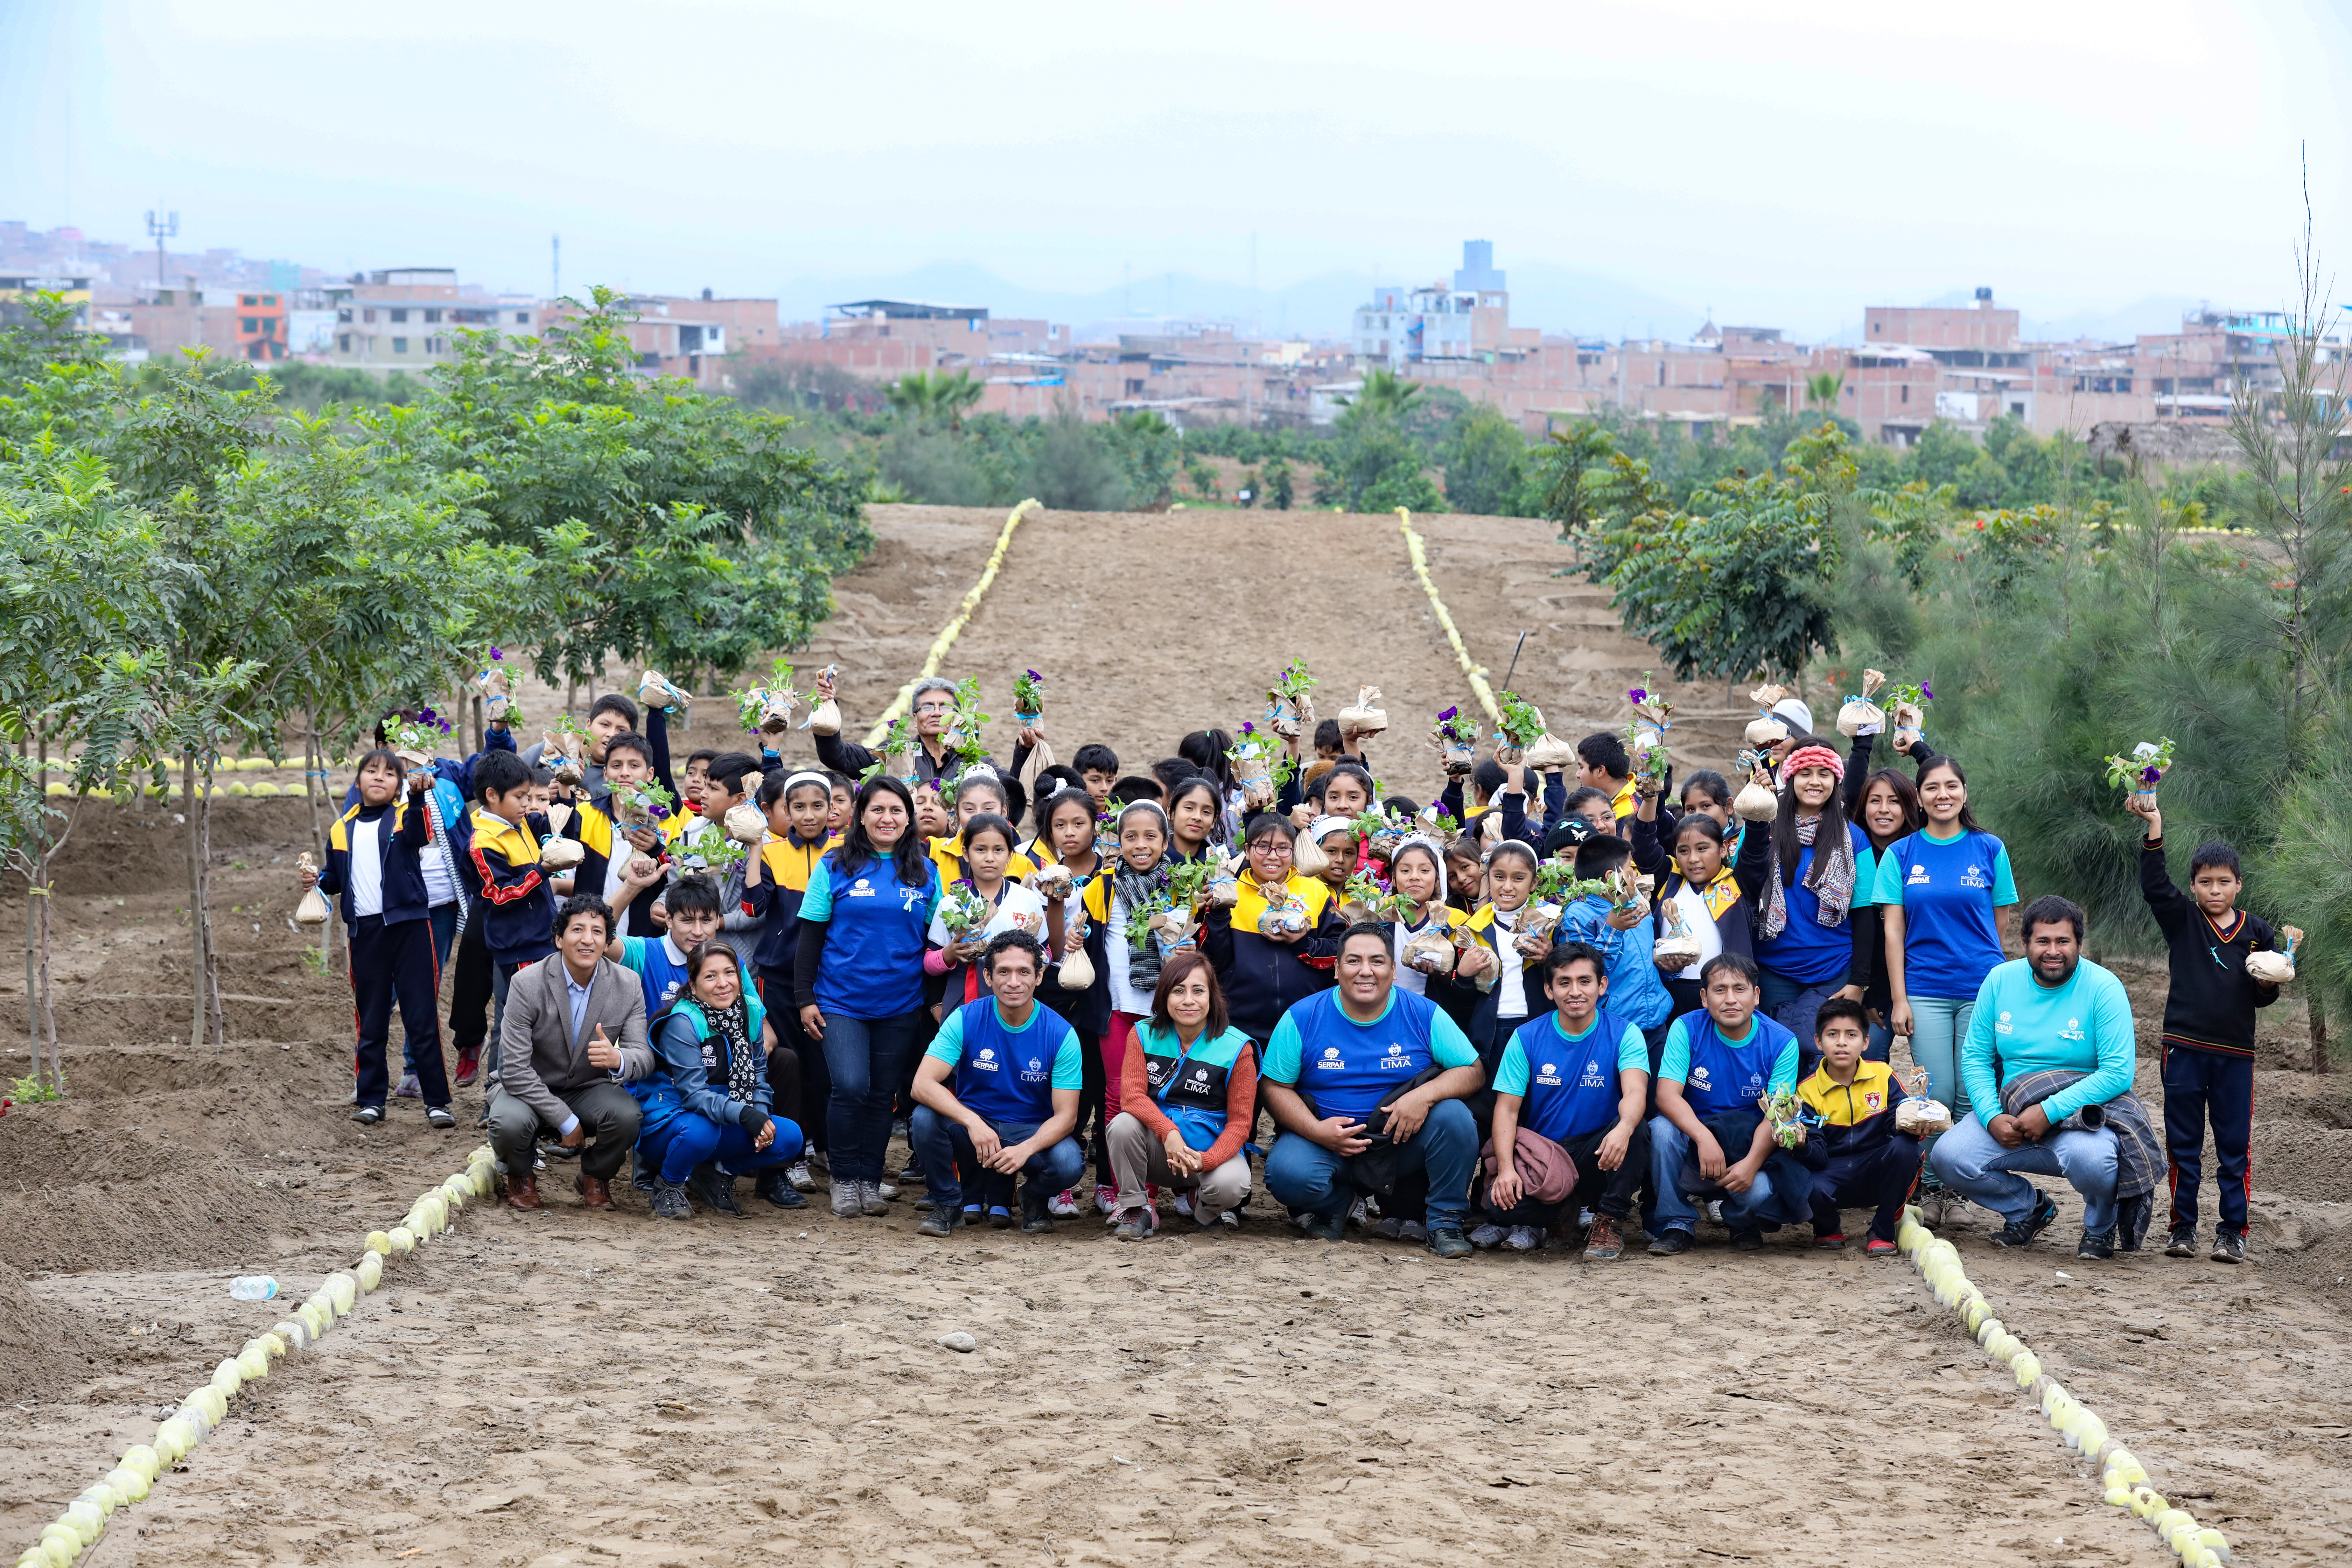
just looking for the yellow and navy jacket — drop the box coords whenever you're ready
[741,832,833,983]
[929,831,1037,892]
[565,792,670,937]
[1797,1058,1912,1164]
[1198,872,1342,1043]
[1650,818,1772,964]
[465,806,557,967]
[317,797,434,928]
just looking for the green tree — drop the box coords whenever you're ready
[1439,405,1532,516]
[1262,454,1295,511]
[1313,415,1445,513]
[1805,371,1844,410]
[884,369,984,430]
[1183,452,1221,503]
[1020,404,1131,511]
[1343,368,1423,421]
[1107,411,1179,507]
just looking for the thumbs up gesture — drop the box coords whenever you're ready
[587,1022,622,1071]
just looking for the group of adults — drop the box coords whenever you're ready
[462,670,2147,1263]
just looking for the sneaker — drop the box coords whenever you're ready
[2210,1230,2246,1265]
[891,1117,910,1141]
[1731,1228,1764,1252]
[1504,1225,1542,1252]
[689,1165,744,1218]
[1397,1220,1425,1244]
[897,1159,926,1185]
[1704,1199,1725,1225]
[858,1181,891,1217]
[352,1105,384,1125]
[1469,1223,1506,1251]
[2078,1227,2116,1261]
[786,1160,816,1193]
[1990,1190,2060,1249]
[1583,1216,1624,1260]
[916,1208,960,1237]
[1113,1207,1159,1242]
[1301,1209,1348,1242]
[426,1105,457,1129]
[1219,1208,1242,1230]
[1348,1197,1369,1229]
[2166,1225,2198,1258]
[1647,1228,1694,1256]
[1577,1207,1595,1228]
[1425,1225,1473,1259]
[1020,1190,1055,1234]
[830,1180,863,1218]
[1370,1216,1405,1240]
[1919,1190,1948,1228]
[633,1164,657,1194]
[1048,1188,1080,1219]
[877,1181,899,1201]
[348,1085,360,1105]
[1864,1237,1899,1258]
[806,1150,830,1175]
[1813,1230,1847,1250]
[454,1052,481,1088]
[988,1205,1015,1229]
[650,1179,692,1221]
[755,1170,807,1209]
[394,1073,422,1100]
[1171,1192,1194,1220]
[1094,1184,1119,1216]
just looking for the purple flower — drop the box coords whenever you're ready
[1921,682,1934,701]
[649,804,669,819]
[1239,721,1255,736]
[2141,765,2162,785]
[1628,687,1648,704]
[1027,668,1041,680]
[489,648,504,660]
[1437,705,1458,721]
[419,707,437,723]
[439,721,453,735]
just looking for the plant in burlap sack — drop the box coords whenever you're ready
[1227,720,1293,796]
[1266,658,1317,740]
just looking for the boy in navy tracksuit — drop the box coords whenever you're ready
[462,749,561,1081]
[1797,997,1919,1253]
[306,752,456,1126]
[2129,799,2292,1264]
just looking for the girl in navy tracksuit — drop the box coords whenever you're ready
[743,769,838,1162]
[307,751,454,1125]
[792,776,941,1212]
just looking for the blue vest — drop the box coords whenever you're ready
[949,998,1073,1125]
[1512,1006,1635,1142]
[1680,1010,1797,1118]
[814,853,938,1020]
[1139,1021,1251,1152]
[1293,987,1447,1125]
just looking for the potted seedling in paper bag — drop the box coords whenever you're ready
[1836,669,1888,738]
[2104,738,2175,810]
[1267,658,1318,741]
[1432,704,1479,774]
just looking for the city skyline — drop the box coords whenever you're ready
[4,0,2350,342]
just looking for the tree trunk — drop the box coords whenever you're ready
[34,793,83,1097]
[201,767,224,1048]
[184,751,205,1049]
[305,722,332,973]
[2312,990,2330,1076]
[21,729,35,1055]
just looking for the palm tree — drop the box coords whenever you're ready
[1805,370,1845,410]
[1341,367,1423,420]
[885,369,985,430]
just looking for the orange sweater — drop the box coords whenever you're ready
[1119,1030,1260,1170]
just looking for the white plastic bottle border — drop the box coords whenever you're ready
[1898,1205,2236,1567]
[14,1146,499,1568]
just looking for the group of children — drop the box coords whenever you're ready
[304,673,2285,1264]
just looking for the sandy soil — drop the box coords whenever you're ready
[4,504,2352,1565]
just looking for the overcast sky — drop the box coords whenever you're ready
[4,0,2349,337]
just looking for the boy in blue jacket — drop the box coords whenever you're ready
[1555,835,1674,1048]
[304,751,456,1128]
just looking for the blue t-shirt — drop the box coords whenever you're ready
[925,997,1083,1125]
[1753,821,1877,985]
[1262,987,1478,1125]
[1963,957,2135,1127]
[800,850,940,1020]
[1658,1009,1799,1118]
[1494,1008,1648,1142]
[1868,828,2017,1000]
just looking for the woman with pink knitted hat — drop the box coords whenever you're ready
[1751,740,1879,1076]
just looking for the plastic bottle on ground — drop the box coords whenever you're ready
[229,1276,278,1301]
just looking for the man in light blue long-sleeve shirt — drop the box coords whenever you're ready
[1931,896,2135,1257]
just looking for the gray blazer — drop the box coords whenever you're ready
[497,954,653,1129]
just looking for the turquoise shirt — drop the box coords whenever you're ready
[1963,957,2135,1125]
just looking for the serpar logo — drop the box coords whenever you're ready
[1536,1060,1563,1086]
[1689,1064,1712,1091]
[1315,1045,1345,1071]
[973,1046,1000,1072]
[1996,1009,2014,1036]
[2060,1015,2085,1043]
[849,876,874,898]
[1907,863,1930,885]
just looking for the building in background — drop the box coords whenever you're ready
[1350,241,1539,369]
[0,268,92,328]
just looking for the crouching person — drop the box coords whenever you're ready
[1644,953,1805,1255]
[640,939,805,1221]
[1799,997,1920,1254]
[490,896,655,1210]
[1260,924,1486,1258]
[1476,942,1651,1259]
[910,931,1086,1235]
[1106,949,1260,1240]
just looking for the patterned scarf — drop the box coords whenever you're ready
[1759,813,1855,940]
[1113,859,1172,993]
[705,996,759,1104]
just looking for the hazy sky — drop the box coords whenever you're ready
[4,0,2349,335]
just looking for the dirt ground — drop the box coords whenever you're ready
[4,503,2352,1565]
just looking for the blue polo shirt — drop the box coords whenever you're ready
[1658,1009,1799,1118]
[1262,986,1478,1124]
[800,849,940,1020]
[1868,828,2017,1001]
[926,996,1083,1125]
[1495,1008,1648,1141]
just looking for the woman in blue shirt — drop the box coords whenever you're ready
[793,777,941,1219]
[1870,757,2016,1218]
[1751,743,1876,1073]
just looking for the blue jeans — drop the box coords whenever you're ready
[1265,1098,1477,1229]
[641,1111,803,1184]
[909,1106,1085,1212]
[1930,1113,2118,1238]
[820,1008,924,1184]
[1905,996,1974,1122]
[1645,1114,1809,1235]
[1760,970,1840,1077]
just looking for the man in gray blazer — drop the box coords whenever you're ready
[491,894,655,1211]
